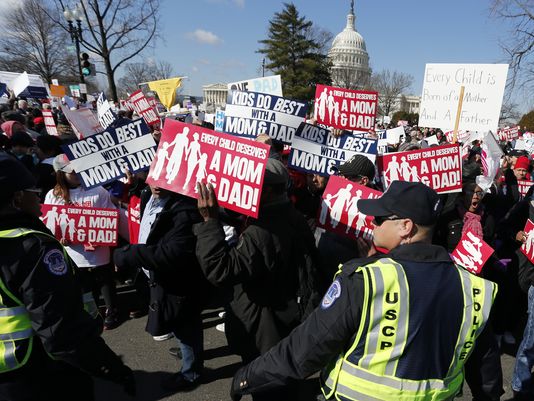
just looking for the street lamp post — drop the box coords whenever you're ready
[63,4,86,100]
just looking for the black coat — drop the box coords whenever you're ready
[194,199,321,361]
[114,193,208,336]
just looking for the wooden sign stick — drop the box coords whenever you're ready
[452,86,465,144]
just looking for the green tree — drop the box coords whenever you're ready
[518,110,534,131]
[258,2,331,101]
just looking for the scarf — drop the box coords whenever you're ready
[457,202,484,239]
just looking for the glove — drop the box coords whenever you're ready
[230,368,245,401]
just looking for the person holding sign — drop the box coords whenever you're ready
[44,154,120,330]
[229,181,502,401]
[195,159,321,401]
[0,154,135,400]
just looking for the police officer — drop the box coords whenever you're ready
[0,153,135,401]
[230,181,503,401]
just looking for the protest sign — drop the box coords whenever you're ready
[49,84,66,97]
[227,75,283,96]
[521,219,534,264]
[378,144,462,193]
[147,77,182,110]
[476,131,504,192]
[427,135,442,146]
[42,110,58,136]
[120,99,134,111]
[497,126,520,142]
[451,230,494,275]
[127,196,141,244]
[445,130,469,143]
[316,176,382,240]
[224,90,307,144]
[40,204,118,246]
[62,118,156,189]
[146,120,270,218]
[0,70,47,98]
[419,63,509,133]
[97,92,117,129]
[60,105,102,139]
[384,126,404,145]
[129,90,161,125]
[288,122,377,176]
[314,84,378,131]
[518,180,533,199]
[9,71,30,97]
[214,109,225,132]
[70,85,81,97]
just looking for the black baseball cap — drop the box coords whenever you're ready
[335,154,375,180]
[357,181,442,225]
[0,152,38,196]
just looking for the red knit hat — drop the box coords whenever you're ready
[515,156,530,170]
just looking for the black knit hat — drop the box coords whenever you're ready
[336,154,375,180]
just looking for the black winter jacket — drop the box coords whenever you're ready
[194,198,321,361]
[113,193,208,336]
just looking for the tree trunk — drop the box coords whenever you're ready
[104,56,117,101]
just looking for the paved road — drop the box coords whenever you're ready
[95,294,518,401]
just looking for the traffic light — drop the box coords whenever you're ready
[81,52,91,76]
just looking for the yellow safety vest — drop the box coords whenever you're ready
[0,228,99,373]
[321,257,497,401]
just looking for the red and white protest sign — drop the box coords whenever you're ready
[497,126,520,142]
[378,144,462,194]
[147,97,157,108]
[521,219,534,264]
[314,84,377,131]
[518,180,533,199]
[316,176,382,240]
[129,90,160,125]
[40,204,118,246]
[120,99,134,111]
[451,230,494,275]
[127,196,141,244]
[445,130,470,144]
[146,120,270,218]
[42,110,58,136]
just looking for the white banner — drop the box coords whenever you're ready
[227,75,283,96]
[419,63,508,133]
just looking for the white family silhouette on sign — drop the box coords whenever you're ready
[149,127,209,192]
[522,227,534,258]
[383,156,420,187]
[320,184,372,238]
[41,207,77,241]
[453,231,486,273]
[315,88,340,126]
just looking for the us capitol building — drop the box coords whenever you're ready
[203,1,419,117]
[329,1,419,118]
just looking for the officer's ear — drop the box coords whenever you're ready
[397,218,415,240]
[11,191,23,208]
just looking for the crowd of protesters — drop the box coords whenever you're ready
[2,89,534,401]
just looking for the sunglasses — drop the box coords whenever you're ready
[372,215,404,226]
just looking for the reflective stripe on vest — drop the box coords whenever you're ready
[321,258,497,401]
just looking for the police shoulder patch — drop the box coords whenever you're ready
[43,249,68,276]
[321,279,342,310]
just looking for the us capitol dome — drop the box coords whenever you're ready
[328,1,371,89]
